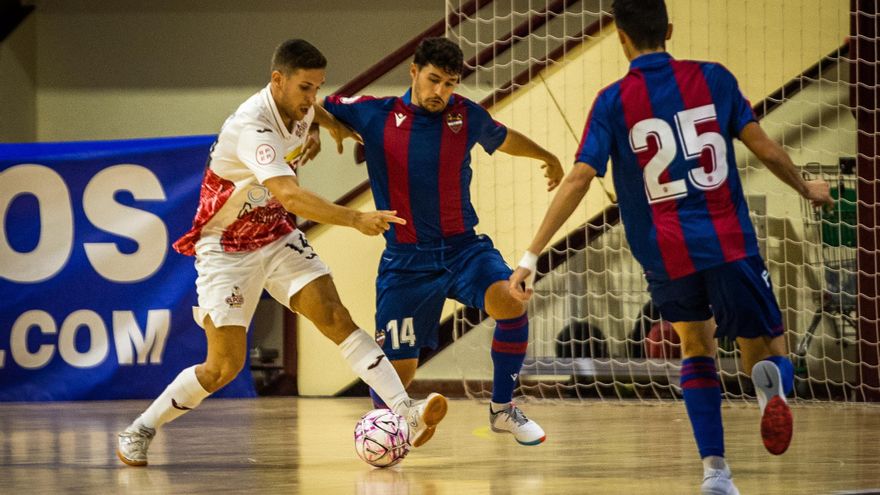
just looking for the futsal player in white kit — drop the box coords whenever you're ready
[116,39,447,466]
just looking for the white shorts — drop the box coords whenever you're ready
[192,229,331,329]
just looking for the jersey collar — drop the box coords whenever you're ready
[262,84,292,139]
[401,88,457,114]
[629,51,673,70]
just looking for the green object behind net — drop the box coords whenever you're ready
[821,184,857,247]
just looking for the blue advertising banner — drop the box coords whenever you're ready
[0,136,256,401]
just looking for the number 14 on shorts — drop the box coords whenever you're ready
[385,318,416,349]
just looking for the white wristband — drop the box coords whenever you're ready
[517,251,539,288]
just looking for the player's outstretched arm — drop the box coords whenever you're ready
[496,128,564,190]
[509,162,597,302]
[313,103,363,155]
[264,175,404,235]
[739,122,833,207]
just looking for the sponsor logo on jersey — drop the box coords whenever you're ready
[375,329,386,347]
[446,113,463,133]
[225,286,245,308]
[394,112,407,127]
[247,186,269,204]
[285,145,303,169]
[256,128,273,134]
[256,144,276,165]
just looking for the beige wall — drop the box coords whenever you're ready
[299,0,851,394]
[0,13,37,142]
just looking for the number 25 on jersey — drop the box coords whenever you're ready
[629,103,728,204]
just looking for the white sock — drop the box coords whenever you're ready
[339,329,409,412]
[490,401,511,414]
[134,365,211,430]
[702,456,728,473]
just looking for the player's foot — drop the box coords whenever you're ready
[701,466,740,495]
[489,403,546,446]
[752,360,793,455]
[116,424,156,466]
[402,393,447,448]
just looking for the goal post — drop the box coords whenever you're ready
[443,0,878,402]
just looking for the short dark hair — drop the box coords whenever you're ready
[612,0,669,50]
[413,37,463,76]
[271,39,327,75]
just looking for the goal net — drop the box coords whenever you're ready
[444,0,878,402]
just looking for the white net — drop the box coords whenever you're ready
[443,0,876,402]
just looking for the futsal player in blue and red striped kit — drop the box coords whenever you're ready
[510,0,833,493]
[323,37,564,446]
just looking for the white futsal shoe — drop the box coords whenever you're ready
[490,404,546,445]
[400,393,448,448]
[752,360,793,455]
[117,424,156,466]
[701,466,740,495]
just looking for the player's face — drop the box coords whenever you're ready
[272,68,326,123]
[410,63,459,113]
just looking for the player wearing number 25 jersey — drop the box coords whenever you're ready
[509,1,832,493]
[577,52,758,282]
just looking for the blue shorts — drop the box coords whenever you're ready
[374,233,512,359]
[646,255,784,340]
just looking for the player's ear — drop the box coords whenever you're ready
[409,63,419,81]
[271,70,283,89]
[666,23,673,41]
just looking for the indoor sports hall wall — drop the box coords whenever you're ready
[0,0,443,201]
[298,0,851,395]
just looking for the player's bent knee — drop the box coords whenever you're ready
[200,360,245,392]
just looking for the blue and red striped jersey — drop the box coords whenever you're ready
[324,89,508,245]
[577,52,759,281]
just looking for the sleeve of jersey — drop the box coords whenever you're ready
[322,95,368,133]
[721,67,757,136]
[236,126,295,184]
[574,94,612,177]
[473,104,508,155]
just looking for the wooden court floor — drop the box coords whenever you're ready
[0,397,878,495]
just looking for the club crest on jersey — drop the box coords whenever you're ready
[256,144,276,165]
[294,120,308,138]
[225,286,244,308]
[375,329,386,347]
[446,113,463,133]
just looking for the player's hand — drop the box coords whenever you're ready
[299,126,322,167]
[328,122,364,154]
[509,267,534,302]
[542,156,564,191]
[804,179,833,208]
[353,210,406,236]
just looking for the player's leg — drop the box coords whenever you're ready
[117,249,261,467]
[449,236,545,445]
[370,358,418,407]
[671,319,739,495]
[368,251,450,446]
[650,271,738,495]
[268,233,446,447]
[117,316,242,466]
[707,256,792,456]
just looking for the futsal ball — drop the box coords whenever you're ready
[354,409,411,468]
[645,320,681,359]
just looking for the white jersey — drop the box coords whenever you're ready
[174,84,314,256]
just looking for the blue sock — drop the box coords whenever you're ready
[491,314,529,404]
[765,355,794,396]
[369,388,388,409]
[680,356,725,459]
